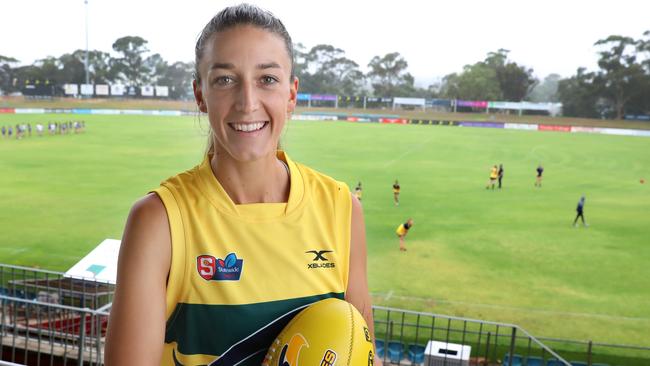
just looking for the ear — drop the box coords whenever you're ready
[193,79,208,113]
[287,76,299,114]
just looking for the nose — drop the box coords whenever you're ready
[235,80,260,113]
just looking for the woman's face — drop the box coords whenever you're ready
[194,25,298,162]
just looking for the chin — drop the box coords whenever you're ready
[227,146,276,163]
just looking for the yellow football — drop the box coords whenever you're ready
[262,298,375,366]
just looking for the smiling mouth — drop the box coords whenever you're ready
[228,121,269,132]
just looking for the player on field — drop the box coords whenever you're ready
[498,164,504,189]
[396,218,414,251]
[393,179,400,205]
[105,5,380,366]
[573,195,588,227]
[535,164,544,187]
[486,165,498,190]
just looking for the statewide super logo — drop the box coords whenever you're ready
[197,253,243,281]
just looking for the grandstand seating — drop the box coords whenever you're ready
[375,339,385,358]
[387,341,404,363]
[546,359,565,366]
[503,353,523,366]
[526,356,544,366]
[407,344,426,364]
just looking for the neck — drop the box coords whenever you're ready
[210,151,290,204]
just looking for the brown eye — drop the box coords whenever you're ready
[214,76,235,86]
[261,75,279,85]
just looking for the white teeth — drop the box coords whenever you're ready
[231,122,266,132]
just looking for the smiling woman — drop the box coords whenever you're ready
[103,4,380,366]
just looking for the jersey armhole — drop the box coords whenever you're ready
[336,183,352,293]
[151,185,188,320]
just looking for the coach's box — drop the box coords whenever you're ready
[424,340,471,366]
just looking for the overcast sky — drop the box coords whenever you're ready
[2,0,649,86]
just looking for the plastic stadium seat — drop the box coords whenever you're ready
[503,353,523,366]
[570,362,588,366]
[407,344,426,364]
[526,356,544,366]
[546,360,565,366]
[387,341,404,363]
[375,339,385,358]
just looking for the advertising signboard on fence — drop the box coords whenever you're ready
[155,85,169,97]
[64,84,78,96]
[141,85,154,97]
[110,84,125,96]
[80,84,94,96]
[95,84,109,96]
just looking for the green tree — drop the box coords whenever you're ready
[529,74,561,103]
[593,35,646,119]
[157,61,193,99]
[295,44,365,95]
[111,36,150,85]
[557,68,600,118]
[143,53,168,84]
[485,49,537,101]
[0,55,20,94]
[367,52,414,97]
[440,63,501,100]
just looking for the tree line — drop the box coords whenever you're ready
[1,31,649,119]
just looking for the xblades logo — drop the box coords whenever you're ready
[305,250,335,269]
[305,250,332,261]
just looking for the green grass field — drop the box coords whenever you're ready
[1,113,649,358]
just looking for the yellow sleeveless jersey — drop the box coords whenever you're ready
[396,223,407,236]
[152,151,351,366]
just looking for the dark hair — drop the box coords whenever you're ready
[194,3,294,83]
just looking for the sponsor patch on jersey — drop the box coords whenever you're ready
[305,249,336,270]
[197,252,243,281]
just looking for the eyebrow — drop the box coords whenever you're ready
[209,62,282,70]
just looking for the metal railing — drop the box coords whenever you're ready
[372,305,571,366]
[1,295,109,366]
[1,263,647,365]
[0,264,113,365]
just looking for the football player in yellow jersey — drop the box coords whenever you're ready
[486,165,498,190]
[393,179,400,206]
[396,218,414,251]
[105,4,381,366]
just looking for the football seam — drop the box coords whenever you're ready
[347,302,354,366]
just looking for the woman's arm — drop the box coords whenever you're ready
[345,194,383,366]
[104,193,171,366]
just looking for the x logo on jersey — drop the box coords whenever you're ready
[305,250,332,261]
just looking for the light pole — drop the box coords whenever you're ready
[84,0,89,86]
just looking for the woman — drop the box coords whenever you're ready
[392,179,400,206]
[105,4,379,366]
[396,218,414,252]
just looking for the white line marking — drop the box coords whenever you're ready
[382,136,433,169]
[371,292,649,322]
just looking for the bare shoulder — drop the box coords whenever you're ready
[118,192,171,279]
[128,192,168,230]
[105,193,171,365]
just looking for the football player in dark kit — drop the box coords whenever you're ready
[498,164,504,189]
[535,164,544,187]
[573,195,588,227]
